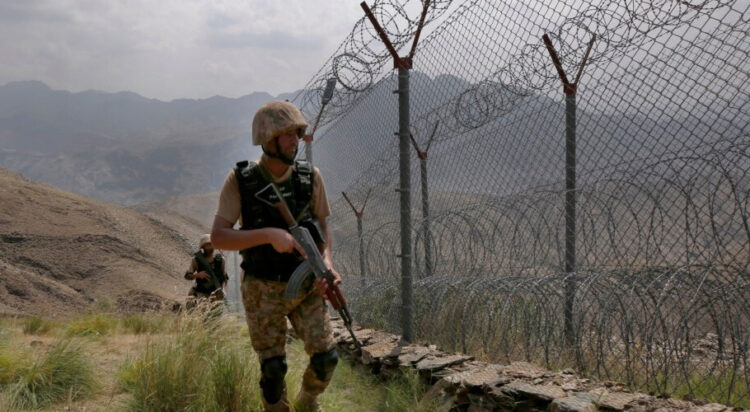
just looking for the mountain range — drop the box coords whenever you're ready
[0,81,298,205]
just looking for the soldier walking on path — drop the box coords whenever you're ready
[211,101,341,412]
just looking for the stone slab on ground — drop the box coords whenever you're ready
[415,354,474,373]
[501,380,567,402]
[550,395,598,412]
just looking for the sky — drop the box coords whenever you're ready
[0,0,365,101]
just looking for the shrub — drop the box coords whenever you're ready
[0,341,29,385]
[21,316,54,335]
[119,315,259,411]
[120,314,166,335]
[64,314,117,337]
[5,340,98,409]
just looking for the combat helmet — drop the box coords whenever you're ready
[252,101,308,147]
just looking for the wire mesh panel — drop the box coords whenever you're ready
[293,0,750,406]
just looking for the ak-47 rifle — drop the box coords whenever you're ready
[255,183,362,349]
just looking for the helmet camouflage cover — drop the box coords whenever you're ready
[199,233,211,247]
[252,101,308,146]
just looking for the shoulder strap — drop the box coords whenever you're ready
[293,160,314,213]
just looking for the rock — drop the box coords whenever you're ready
[420,378,455,408]
[550,395,598,412]
[588,388,647,410]
[688,403,733,412]
[352,328,375,343]
[397,345,432,365]
[416,354,473,373]
[501,361,549,379]
[501,380,566,402]
[561,381,578,391]
[361,340,399,365]
[443,364,507,389]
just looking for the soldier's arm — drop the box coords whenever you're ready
[184,259,197,280]
[211,169,304,255]
[211,215,305,256]
[221,256,228,287]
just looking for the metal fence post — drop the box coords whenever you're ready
[397,67,413,341]
[542,33,595,346]
[343,190,371,290]
[360,0,430,342]
[410,122,438,279]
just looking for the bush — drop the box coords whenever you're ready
[120,314,166,335]
[118,315,259,412]
[5,340,98,409]
[379,369,451,412]
[0,341,29,385]
[90,297,116,314]
[21,316,54,335]
[64,314,117,337]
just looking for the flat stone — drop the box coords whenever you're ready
[443,364,506,389]
[561,381,578,391]
[501,380,566,402]
[550,395,598,412]
[361,340,399,365]
[501,361,549,379]
[588,388,647,410]
[688,404,732,412]
[397,346,433,365]
[416,354,473,372]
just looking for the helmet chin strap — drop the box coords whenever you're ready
[262,138,297,165]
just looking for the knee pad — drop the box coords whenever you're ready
[260,356,287,404]
[310,348,338,382]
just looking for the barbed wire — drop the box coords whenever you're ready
[297,0,750,405]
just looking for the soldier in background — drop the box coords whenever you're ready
[184,234,227,309]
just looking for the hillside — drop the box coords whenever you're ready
[133,192,219,231]
[0,166,205,317]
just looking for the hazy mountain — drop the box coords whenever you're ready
[0,81,293,204]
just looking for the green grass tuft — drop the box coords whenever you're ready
[119,314,167,335]
[5,340,98,410]
[21,316,55,335]
[64,314,117,337]
[118,314,260,411]
[0,340,30,385]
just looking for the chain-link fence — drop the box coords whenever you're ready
[293,0,750,406]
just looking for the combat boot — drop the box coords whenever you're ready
[263,388,290,412]
[294,390,323,412]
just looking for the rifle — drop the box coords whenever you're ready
[255,183,362,349]
[194,251,224,299]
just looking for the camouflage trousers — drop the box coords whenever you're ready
[241,276,336,399]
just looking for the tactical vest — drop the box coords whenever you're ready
[194,253,224,293]
[234,160,324,282]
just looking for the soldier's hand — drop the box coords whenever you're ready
[269,228,307,258]
[195,271,211,280]
[314,269,342,298]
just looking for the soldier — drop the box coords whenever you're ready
[184,234,228,309]
[211,101,340,412]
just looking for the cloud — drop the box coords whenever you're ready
[0,0,363,100]
[207,30,322,50]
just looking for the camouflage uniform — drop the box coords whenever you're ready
[241,277,335,395]
[215,101,337,412]
[184,235,227,312]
